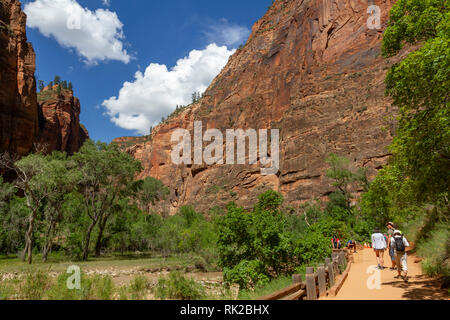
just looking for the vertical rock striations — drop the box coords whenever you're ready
[0,0,38,156]
[37,87,89,154]
[0,0,88,157]
[114,0,407,214]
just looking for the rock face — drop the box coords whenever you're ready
[37,87,89,154]
[0,0,88,157]
[114,0,407,214]
[0,0,38,156]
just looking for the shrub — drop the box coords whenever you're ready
[47,271,92,300]
[117,286,129,300]
[20,271,52,300]
[223,260,270,290]
[128,276,149,300]
[91,275,114,300]
[238,275,292,300]
[294,231,332,265]
[0,278,12,300]
[417,223,449,285]
[154,272,205,300]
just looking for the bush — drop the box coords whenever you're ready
[417,223,449,285]
[91,275,115,300]
[294,231,331,265]
[20,271,52,300]
[128,276,149,300]
[238,275,292,300]
[155,272,205,300]
[223,260,270,290]
[0,278,12,300]
[117,286,129,300]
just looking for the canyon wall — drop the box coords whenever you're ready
[115,0,407,214]
[37,87,89,154]
[0,0,38,156]
[0,0,88,157]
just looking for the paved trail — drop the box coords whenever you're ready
[322,248,448,300]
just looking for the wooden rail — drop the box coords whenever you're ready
[259,249,352,300]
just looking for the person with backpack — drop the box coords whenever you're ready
[371,228,387,270]
[386,222,397,270]
[391,230,410,282]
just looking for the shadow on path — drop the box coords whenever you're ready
[383,275,448,300]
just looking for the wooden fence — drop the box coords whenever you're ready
[259,249,353,300]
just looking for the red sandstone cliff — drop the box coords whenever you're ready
[0,0,88,157]
[37,87,89,154]
[0,0,38,156]
[114,0,409,214]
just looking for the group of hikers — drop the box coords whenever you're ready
[371,222,410,282]
[331,221,410,283]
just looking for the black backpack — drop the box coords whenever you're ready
[394,236,405,252]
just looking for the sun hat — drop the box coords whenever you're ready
[393,230,402,235]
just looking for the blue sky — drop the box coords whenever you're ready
[22,0,272,143]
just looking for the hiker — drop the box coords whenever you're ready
[331,235,341,249]
[346,239,357,253]
[386,222,397,270]
[391,230,410,282]
[371,228,387,270]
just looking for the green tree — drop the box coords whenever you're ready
[132,177,169,214]
[217,191,298,289]
[54,75,61,85]
[325,153,368,216]
[71,140,142,260]
[0,153,56,264]
[39,152,78,262]
[382,0,449,203]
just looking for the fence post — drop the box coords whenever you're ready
[333,256,340,274]
[339,251,346,268]
[305,267,317,300]
[327,261,335,287]
[317,265,327,297]
[292,274,302,284]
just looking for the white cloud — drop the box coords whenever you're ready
[203,18,250,47]
[102,44,235,134]
[24,0,130,65]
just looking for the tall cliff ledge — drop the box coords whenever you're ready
[0,0,38,156]
[37,86,89,154]
[116,0,410,214]
[0,0,88,157]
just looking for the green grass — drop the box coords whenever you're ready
[237,276,293,300]
[155,271,206,300]
[0,252,200,274]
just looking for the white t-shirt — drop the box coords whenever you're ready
[371,233,387,250]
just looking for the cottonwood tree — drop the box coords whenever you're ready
[40,152,78,262]
[72,140,142,260]
[325,153,368,214]
[132,177,169,214]
[0,152,50,264]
